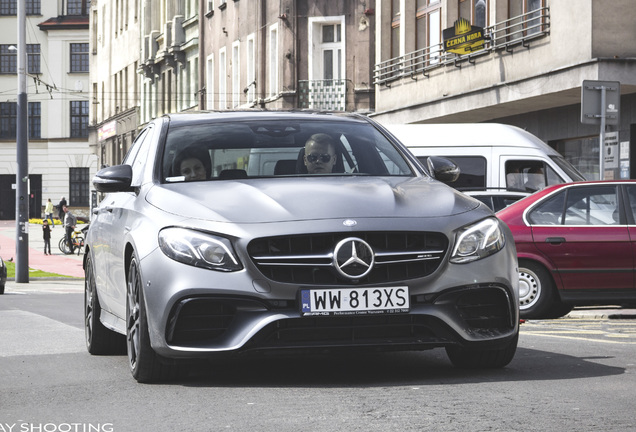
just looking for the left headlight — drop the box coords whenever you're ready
[158,228,243,272]
[450,217,505,264]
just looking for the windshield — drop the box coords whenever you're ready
[550,155,587,182]
[162,119,414,182]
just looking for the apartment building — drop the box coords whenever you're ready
[89,0,141,171]
[0,0,96,220]
[199,0,374,114]
[372,0,636,180]
[91,0,377,169]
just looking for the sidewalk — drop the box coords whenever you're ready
[0,220,84,279]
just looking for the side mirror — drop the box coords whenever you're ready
[93,164,133,193]
[427,156,460,183]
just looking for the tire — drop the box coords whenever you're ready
[518,260,557,319]
[0,282,4,295]
[446,331,519,369]
[127,255,180,383]
[546,303,573,319]
[84,255,126,355]
[58,237,71,254]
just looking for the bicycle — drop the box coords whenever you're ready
[59,225,88,255]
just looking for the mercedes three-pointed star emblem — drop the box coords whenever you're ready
[333,237,375,279]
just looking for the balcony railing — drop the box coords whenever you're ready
[374,6,550,86]
[298,79,346,111]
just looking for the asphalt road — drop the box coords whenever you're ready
[1,280,635,432]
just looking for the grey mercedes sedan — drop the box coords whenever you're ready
[84,111,519,382]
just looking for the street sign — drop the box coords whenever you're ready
[581,80,620,125]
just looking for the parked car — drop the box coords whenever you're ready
[497,180,636,319]
[85,111,519,382]
[464,189,530,212]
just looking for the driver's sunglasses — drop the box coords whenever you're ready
[306,153,333,163]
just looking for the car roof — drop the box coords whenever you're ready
[384,123,559,154]
[161,110,371,127]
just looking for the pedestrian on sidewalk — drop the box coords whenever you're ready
[63,205,77,254]
[44,198,55,228]
[42,219,51,255]
[57,196,67,223]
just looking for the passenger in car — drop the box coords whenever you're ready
[525,166,545,192]
[172,147,211,181]
[303,133,338,174]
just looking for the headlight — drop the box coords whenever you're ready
[450,218,505,264]
[158,228,243,272]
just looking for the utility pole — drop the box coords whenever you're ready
[15,0,28,283]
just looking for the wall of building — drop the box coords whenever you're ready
[0,1,96,219]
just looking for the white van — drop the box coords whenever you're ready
[383,123,586,193]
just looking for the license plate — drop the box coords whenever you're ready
[300,286,409,316]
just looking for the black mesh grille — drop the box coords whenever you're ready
[167,298,236,344]
[455,287,513,329]
[249,314,456,349]
[247,231,448,285]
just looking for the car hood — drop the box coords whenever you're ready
[146,176,481,223]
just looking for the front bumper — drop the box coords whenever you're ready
[154,283,518,359]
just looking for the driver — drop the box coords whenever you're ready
[303,133,337,174]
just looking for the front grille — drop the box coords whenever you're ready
[248,231,448,285]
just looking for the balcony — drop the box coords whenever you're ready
[298,79,346,111]
[374,6,550,86]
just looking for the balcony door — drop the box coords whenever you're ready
[308,17,346,110]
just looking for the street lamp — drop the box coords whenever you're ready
[15,0,28,283]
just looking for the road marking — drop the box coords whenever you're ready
[520,332,636,344]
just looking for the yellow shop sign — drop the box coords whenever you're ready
[443,18,486,55]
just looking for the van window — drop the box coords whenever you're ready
[505,160,563,193]
[418,156,486,190]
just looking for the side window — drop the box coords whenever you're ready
[529,186,619,225]
[122,127,148,165]
[126,126,154,186]
[527,190,565,225]
[563,186,618,226]
[505,160,564,192]
[625,185,636,223]
[420,156,486,189]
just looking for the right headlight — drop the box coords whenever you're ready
[450,217,505,264]
[158,227,243,272]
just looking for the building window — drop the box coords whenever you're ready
[28,102,40,139]
[67,0,88,16]
[69,167,90,206]
[0,102,40,139]
[232,41,240,108]
[0,44,40,74]
[458,0,488,28]
[26,0,40,14]
[70,101,89,137]
[206,54,214,109]
[246,35,255,104]
[219,48,226,109]
[0,45,16,74]
[509,0,545,37]
[1,0,40,15]
[70,43,89,72]
[268,24,278,98]
[416,0,441,57]
[0,102,16,138]
[27,44,40,74]
[391,0,400,58]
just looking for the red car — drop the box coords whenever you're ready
[497,180,636,319]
